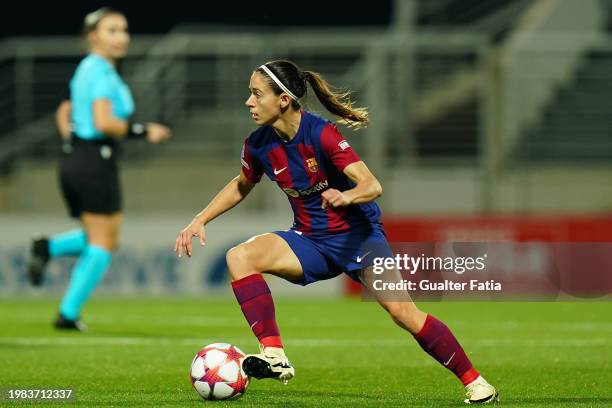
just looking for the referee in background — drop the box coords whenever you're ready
[27,7,171,331]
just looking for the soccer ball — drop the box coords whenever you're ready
[189,343,250,400]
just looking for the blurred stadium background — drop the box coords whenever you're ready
[2,0,612,298]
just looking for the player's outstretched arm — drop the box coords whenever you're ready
[174,170,255,258]
[321,161,382,209]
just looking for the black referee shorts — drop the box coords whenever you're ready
[59,137,122,218]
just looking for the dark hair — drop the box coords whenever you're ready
[256,60,369,130]
[83,7,124,34]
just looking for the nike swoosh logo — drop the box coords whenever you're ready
[250,321,259,329]
[356,251,372,263]
[443,352,456,366]
[274,167,287,175]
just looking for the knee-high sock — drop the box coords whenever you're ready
[414,314,479,386]
[231,274,283,348]
[59,245,112,320]
[49,229,87,258]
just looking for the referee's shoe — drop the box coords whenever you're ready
[54,314,88,332]
[27,235,50,286]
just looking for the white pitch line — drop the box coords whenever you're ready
[0,337,403,347]
[59,316,612,331]
[476,338,612,347]
[87,316,395,328]
[446,320,612,331]
[0,336,609,348]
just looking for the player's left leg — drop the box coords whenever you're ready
[374,293,498,404]
[353,227,498,404]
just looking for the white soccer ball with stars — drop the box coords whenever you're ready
[190,343,250,400]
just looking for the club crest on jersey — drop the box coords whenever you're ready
[305,157,318,173]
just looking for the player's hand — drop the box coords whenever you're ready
[321,188,352,209]
[146,122,171,144]
[174,219,206,258]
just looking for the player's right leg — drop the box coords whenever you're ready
[55,212,120,331]
[225,232,305,383]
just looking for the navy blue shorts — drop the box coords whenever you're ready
[273,223,394,286]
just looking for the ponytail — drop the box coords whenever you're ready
[302,70,369,130]
[258,60,369,130]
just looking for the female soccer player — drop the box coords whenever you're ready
[27,7,171,331]
[174,60,498,404]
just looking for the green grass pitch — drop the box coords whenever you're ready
[1,298,611,407]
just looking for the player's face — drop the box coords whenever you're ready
[245,72,283,126]
[89,14,130,60]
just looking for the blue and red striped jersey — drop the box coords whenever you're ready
[241,110,381,236]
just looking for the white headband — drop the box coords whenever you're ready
[259,64,299,101]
